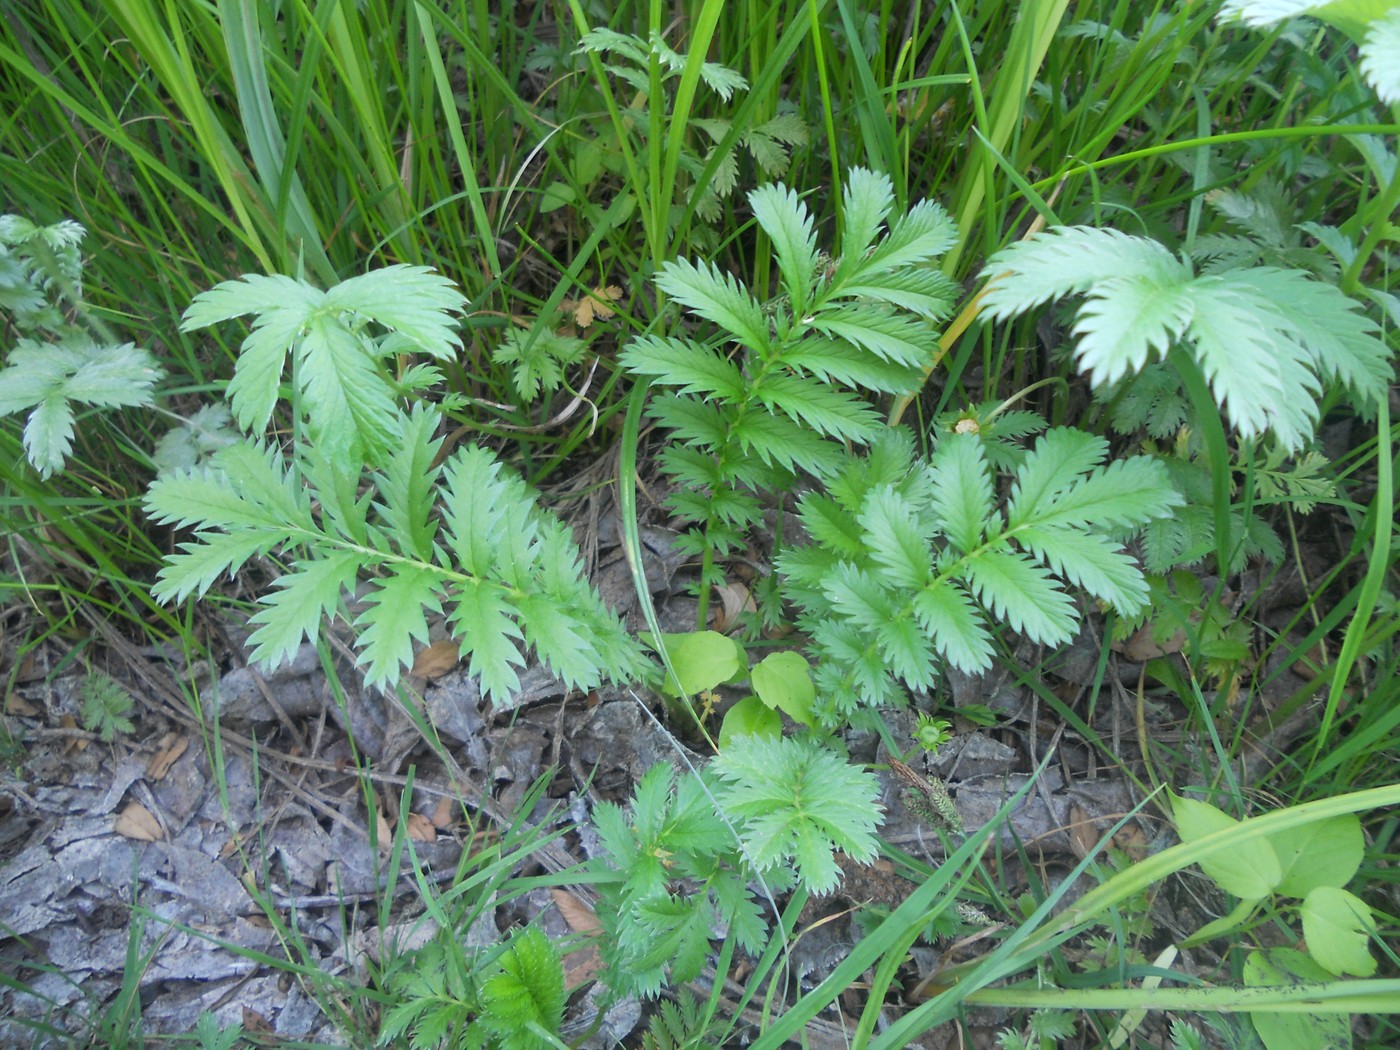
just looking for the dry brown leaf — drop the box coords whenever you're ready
[406,812,437,843]
[375,808,393,850]
[146,733,189,781]
[571,284,622,327]
[60,713,87,753]
[1067,802,1098,861]
[711,581,756,634]
[411,639,460,679]
[430,794,456,830]
[551,888,603,935]
[1114,622,1185,662]
[562,943,605,992]
[114,802,163,841]
[4,693,38,716]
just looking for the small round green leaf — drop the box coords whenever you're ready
[1302,886,1377,977]
[719,695,782,748]
[650,631,748,697]
[751,651,815,725]
[1169,793,1281,899]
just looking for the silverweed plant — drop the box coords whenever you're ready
[620,168,961,626]
[143,265,645,702]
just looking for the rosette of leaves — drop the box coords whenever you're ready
[777,427,1183,723]
[593,740,882,998]
[620,168,958,611]
[377,926,566,1050]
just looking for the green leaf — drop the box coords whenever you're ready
[1243,948,1352,1050]
[1301,887,1377,977]
[373,406,443,560]
[859,485,934,587]
[655,259,771,353]
[354,563,444,689]
[448,579,525,704]
[516,594,601,690]
[751,372,881,441]
[479,927,565,1050]
[930,432,994,553]
[181,273,322,330]
[781,336,924,393]
[1360,9,1400,104]
[1014,525,1149,616]
[749,183,818,313]
[322,264,466,358]
[1006,428,1108,522]
[245,551,361,670]
[961,547,1077,646]
[23,394,74,479]
[1019,454,1182,531]
[223,306,305,434]
[649,630,747,697]
[982,227,1184,319]
[720,695,782,747]
[619,335,749,400]
[808,307,933,368]
[713,736,883,893]
[750,651,815,725]
[1267,814,1365,898]
[299,313,399,464]
[1169,793,1281,900]
[837,167,894,262]
[912,581,994,673]
[153,530,278,603]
